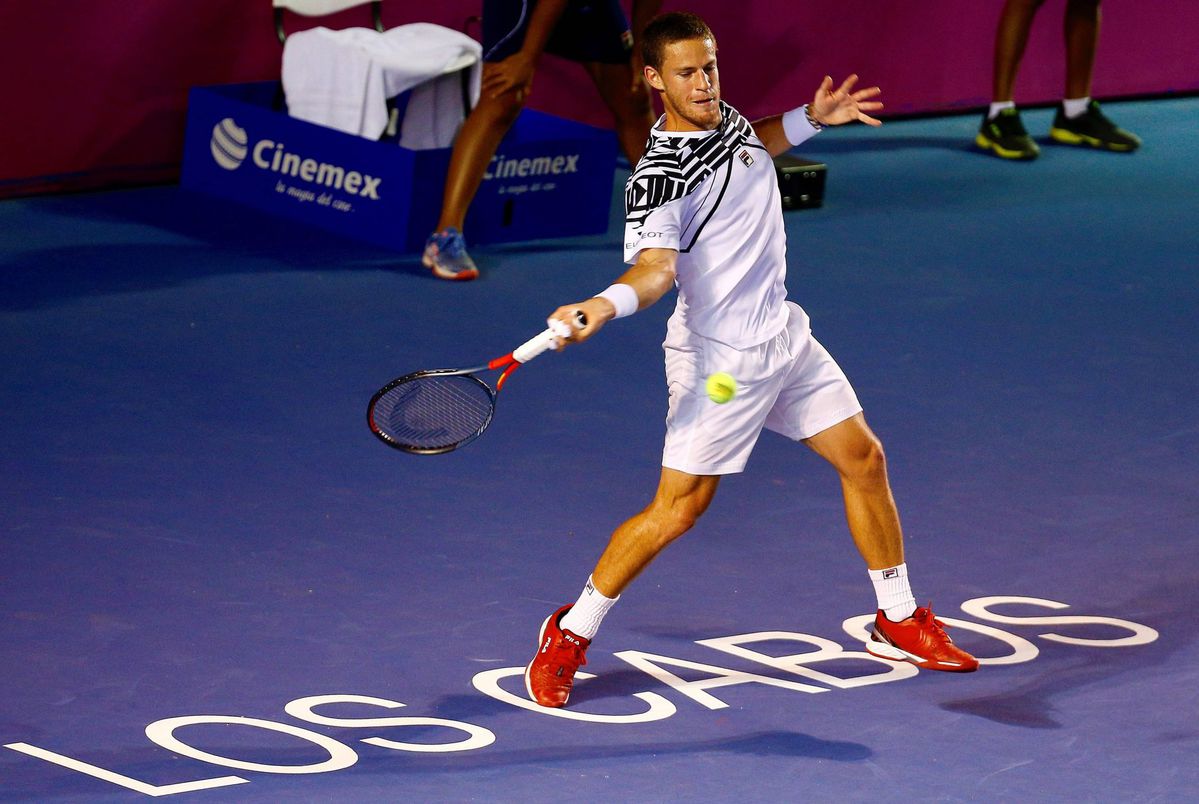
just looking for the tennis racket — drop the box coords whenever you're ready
[367,311,586,454]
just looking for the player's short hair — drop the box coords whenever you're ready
[641,12,715,70]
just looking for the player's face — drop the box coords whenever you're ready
[646,37,721,132]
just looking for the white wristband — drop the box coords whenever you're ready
[596,283,639,318]
[781,104,823,147]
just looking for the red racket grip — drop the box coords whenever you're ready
[487,354,515,370]
[495,362,521,392]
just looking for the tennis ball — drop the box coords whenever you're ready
[706,372,737,404]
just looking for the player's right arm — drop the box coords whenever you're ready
[548,247,678,345]
[548,152,683,346]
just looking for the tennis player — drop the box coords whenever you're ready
[526,12,979,708]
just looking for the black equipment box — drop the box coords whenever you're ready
[774,154,827,210]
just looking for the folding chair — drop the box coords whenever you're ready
[273,0,383,44]
[272,0,473,131]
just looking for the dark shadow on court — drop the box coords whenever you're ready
[946,585,1192,730]
[941,643,1172,730]
[428,663,892,726]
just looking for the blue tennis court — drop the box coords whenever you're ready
[2,97,1197,801]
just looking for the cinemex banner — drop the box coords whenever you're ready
[181,83,617,252]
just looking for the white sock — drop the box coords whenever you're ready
[988,100,1016,120]
[559,576,619,640]
[1062,97,1091,119]
[868,563,916,622]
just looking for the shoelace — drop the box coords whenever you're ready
[555,636,588,670]
[913,605,952,639]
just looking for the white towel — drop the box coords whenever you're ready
[282,27,375,136]
[282,23,481,147]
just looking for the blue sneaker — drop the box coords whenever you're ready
[422,227,479,281]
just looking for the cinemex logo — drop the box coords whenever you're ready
[210,118,248,170]
[209,118,382,200]
[484,152,580,180]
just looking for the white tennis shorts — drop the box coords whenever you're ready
[661,302,862,475]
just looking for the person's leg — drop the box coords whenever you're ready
[582,60,655,166]
[560,468,719,639]
[1063,0,1100,100]
[422,63,525,280]
[591,468,721,597]
[436,64,525,233]
[527,468,720,707]
[804,413,978,672]
[977,0,1046,159]
[991,0,1048,103]
[1050,0,1140,151]
[801,413,902,570]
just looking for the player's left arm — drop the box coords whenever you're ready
[753,74,884,157]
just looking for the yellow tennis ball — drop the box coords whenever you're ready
[706,372,737,404]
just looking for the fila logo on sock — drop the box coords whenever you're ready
[883,568,899,579]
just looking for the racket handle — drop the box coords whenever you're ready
[513,328,559,364]
[512,311,588,364]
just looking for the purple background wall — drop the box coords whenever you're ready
[2,1,1196,197]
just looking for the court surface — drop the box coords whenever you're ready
[2,98,1197,802]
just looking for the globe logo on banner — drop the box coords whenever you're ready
[210,118,248,171]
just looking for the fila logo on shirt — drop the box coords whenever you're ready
[208,117,383,200]
[738,149,754,168]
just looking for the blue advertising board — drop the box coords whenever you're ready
[181,82,617,251]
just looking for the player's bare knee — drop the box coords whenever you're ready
[646,500,703,544]
[842,435,888,487]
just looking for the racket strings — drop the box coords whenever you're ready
[373,374,494,451]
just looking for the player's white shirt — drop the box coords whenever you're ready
[623,105,804,349]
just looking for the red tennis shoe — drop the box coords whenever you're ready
[525,604,591,707]
[866,605,979,672]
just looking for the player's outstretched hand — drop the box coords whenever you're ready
[547,300,607,349]
[810,74,883,127]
